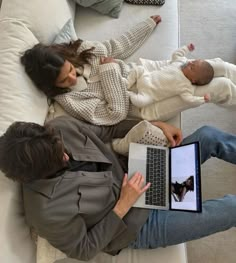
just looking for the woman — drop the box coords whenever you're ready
[21,15,161,125]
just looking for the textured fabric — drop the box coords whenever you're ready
[129,195,236,248]
[112,120,168,156]
[74,0,124,18]
[55,18,156,126]
[125,0,165,5]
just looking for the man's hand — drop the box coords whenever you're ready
[113,172,150,218]
[100,56,116,64]
[150,121,183,147]
[150,15,162,25]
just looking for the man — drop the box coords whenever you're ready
[0,116,236,261]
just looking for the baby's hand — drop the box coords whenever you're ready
[150,15,162,25]
[188,43,195,51]
[204,94,210,102]
[100,57,116,64]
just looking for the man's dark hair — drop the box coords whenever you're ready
[0,122,65,183]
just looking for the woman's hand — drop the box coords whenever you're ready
[150,15,162,25]
[113,172,150,218]
[150,121,183,147]
[100,56,116,64]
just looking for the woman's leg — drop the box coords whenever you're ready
[182,125,236,164]
[129,194,236,248]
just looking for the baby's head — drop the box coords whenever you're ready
[181,59,214,86]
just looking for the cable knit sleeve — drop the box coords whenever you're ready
[101,18,156,59]
[98,62,129,121]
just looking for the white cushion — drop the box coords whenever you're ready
[0,19,48,263]
[0,0,76,44]
[37,236,187,263]
[53,19,78,44]
[0,19,48,134]
[0,173,36,263]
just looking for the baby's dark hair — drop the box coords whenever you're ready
[195,61,214,86]
[21,40,95,98]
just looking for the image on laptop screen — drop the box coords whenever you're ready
[169,142,202,212]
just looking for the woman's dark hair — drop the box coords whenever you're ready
[0,122,66,183]
[20,40,95,98]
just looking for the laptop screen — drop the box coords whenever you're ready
[169,142,202,212]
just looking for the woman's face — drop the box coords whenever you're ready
[55,60,77,88]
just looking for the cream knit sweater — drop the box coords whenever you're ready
[55,18,156,126]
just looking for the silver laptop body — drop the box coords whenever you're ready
[128,143,170,210]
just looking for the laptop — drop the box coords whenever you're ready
[128,142,202,212]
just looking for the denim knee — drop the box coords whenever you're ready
[196,125,236,163]
[195,125,218,143]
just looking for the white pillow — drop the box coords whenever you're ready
[112,120,169,156]
[52,18,77,44]
[37,236,66,263]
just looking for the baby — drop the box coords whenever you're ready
[127,43,213,109]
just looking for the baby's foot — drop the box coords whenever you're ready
[150,15,162,25]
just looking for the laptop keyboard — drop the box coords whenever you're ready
[145,147,166,206]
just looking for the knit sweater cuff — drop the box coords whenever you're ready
[99,62,120,73]
[146,17,157,29]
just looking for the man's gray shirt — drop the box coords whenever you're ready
[23,116,150,261]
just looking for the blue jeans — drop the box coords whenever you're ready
[129,125,236,249]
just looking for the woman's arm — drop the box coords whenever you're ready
[101,17,158,60]
[98,62,130,122]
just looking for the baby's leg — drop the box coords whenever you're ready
[129,95,200,121]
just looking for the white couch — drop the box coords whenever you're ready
[0,0,187,262]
